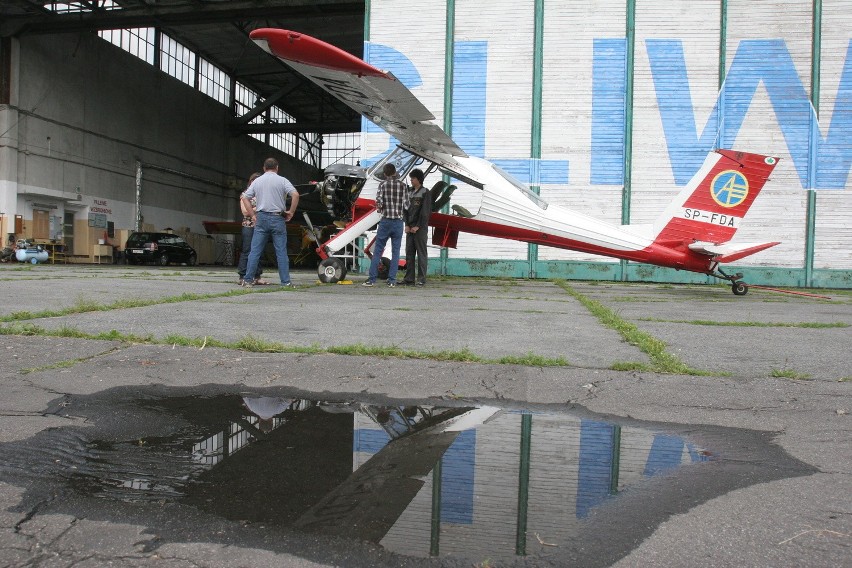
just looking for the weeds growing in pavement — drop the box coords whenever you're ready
[639,318,848,328]
[770,368,812,380]
[555,280,712,375]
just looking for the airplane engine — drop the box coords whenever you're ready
[316,163,367,223]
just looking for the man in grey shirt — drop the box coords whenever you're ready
[240,157,300,287]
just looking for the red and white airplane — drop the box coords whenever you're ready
[250,28,780,295]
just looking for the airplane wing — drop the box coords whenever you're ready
[250,29,471,169]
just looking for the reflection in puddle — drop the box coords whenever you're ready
[69,396,712,560]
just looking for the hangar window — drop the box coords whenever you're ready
[160,33,196,88]
[92,17,325,172]
[234,82,265,143]
[321,133,361,168]
[198,58,230,106]
[299,133,322,168]
[98,28,155,65]
[46,1,119,13]
[269,106,297,156]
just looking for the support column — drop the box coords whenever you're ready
[619,0,637,281]
[440,0,456,276]
[0,37,20,245]
[528,0,544,279]
[805,0,822,286]
[515,413,532,555]
[430,459,442,556]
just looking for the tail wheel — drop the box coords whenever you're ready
[158,253,169,266]
[732,281,749,296]
[318,257,347,283]
[187,253,197,266]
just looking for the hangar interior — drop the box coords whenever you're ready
[0,0,364,264]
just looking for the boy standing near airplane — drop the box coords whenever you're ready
[402,168,431,286]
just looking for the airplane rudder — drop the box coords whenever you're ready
[652,150,779,245]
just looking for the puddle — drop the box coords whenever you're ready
[45,394,713,560]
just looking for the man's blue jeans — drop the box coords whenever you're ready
[368,218,404,283]
[245,212,290,285]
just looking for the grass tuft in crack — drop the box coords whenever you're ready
[555,280,712,375]
[0,289,267,324]
[639,318,848,329]
[770,368,812,380]
[498,352,570,366]
[0,323,573,368]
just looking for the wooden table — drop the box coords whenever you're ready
[94,244,113,264]
[38,242,66,264]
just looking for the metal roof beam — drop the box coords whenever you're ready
[1,1,363,36]
[233,122,358,135]
[234,85,296,125]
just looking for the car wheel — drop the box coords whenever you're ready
[158,253,169,266]
[187,253,197,266]
[318,257,347,283]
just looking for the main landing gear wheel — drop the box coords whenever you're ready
[318,257,347,283]
[732,281,749,296]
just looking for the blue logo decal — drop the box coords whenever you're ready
[711,170,749,207]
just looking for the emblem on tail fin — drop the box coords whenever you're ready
[711,171,749,208]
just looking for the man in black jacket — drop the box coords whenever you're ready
[402,168,431,286]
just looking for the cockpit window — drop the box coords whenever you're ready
[491,164,549,210]
[371,147,423,181]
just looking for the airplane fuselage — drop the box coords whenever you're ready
[352,155,713,274]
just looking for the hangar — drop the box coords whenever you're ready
[1,0,850,289]
[0,0,364,264]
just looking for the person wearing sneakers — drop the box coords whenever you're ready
[241,157,300,288]
[363,162,409,288]
[236,172,269,286]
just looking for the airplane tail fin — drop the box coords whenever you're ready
[651,150,779,251]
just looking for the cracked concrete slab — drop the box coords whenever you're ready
[24,270,648,368]
[0,265,849,567]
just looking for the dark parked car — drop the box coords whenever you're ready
[124,232,197,266]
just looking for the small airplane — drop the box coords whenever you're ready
[249,28,781,295]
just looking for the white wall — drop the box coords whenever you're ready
[366,0,852,271]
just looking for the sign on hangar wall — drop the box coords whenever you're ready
[363,0,852,272]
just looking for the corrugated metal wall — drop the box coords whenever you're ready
[815,0,852,270]
[365,0,852,287]
[540,1,625,263]
[722,1,813,268]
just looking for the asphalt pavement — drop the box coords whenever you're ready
[0,263,849,567]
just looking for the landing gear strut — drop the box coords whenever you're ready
[711,265,749,296]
